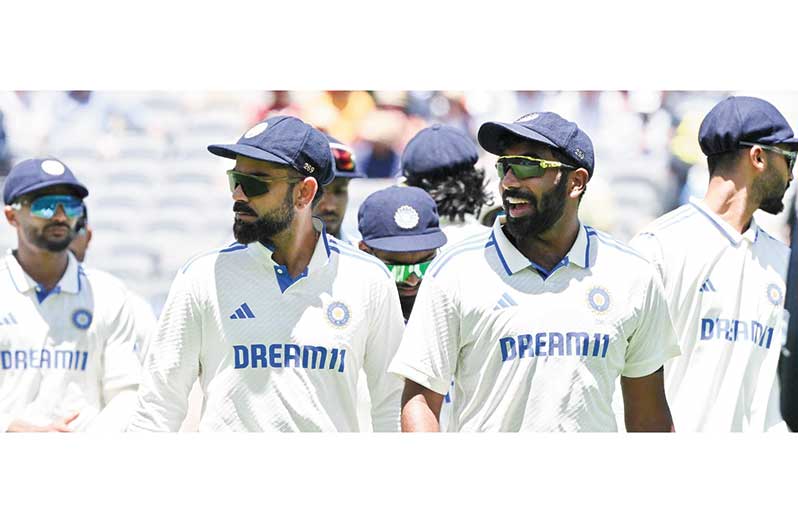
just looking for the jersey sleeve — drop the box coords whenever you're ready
[362,276,405,432]
[127,270,202,432]
[629,232,666,283]
[388,272,460,396]
[623,266,681,378]
[100,288,142,402]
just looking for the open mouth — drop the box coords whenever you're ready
[504,196,533,218]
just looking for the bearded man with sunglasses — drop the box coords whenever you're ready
[629,96,796,432]
[389,112,680,432]
[0,158,141,432]
[129,115,405,432]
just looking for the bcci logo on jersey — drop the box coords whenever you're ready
[766,283,783,306]
[326,301,350,328]
[72,309,93,330]
[587,286,611,314]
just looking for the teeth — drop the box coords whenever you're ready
[506,197,530,204]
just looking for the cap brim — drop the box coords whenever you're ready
[207,143,291,166]
[477,122,558,155]
[333,168,368,179]
[363,230,447,252]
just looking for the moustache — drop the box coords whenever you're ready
[233,202,256,216]
[502,188,537,204]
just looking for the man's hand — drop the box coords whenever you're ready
[6,412,80,432]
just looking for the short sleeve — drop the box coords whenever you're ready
[388,272,460,396]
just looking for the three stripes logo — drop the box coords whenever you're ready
[494,292,518,311]
[230,303,256,320]
[699,278,717,293]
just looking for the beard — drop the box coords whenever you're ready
[502,172,569,239]
[756,165,789,215]
[24,222,74,252]
[233,190,295,244]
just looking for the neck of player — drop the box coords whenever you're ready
[702,174,756,234]
[270,211,319,278]
[14,242,70,291]
[510,213,580,272]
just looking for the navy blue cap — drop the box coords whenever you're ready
[208,115,335,186]
[699,96,798,156]
[3,158,89,204]
[326,134,366,179]
[478,112,595,176]
[401,124,478,176]
[358,186,447,252]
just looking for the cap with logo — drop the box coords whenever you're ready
[698,96,798,156]
[401,124,479,176]
[477,112,595,177]
[208,115,335,186]
[358,186,447,252]
[327,134,366,179]
[2,158,89,205]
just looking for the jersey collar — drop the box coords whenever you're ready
[688,197,760,246]
[246,217,333,272]
[490,215,592,276]
[4,250,81,295]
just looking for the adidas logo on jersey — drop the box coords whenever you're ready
[699,278,717,293]
[493,292,518,311]
[229,303,256,320]
[0,312,18,326]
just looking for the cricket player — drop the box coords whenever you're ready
[389,112,680,432]
[0,158,141,432]
[631,96,795,431]
[313,134,366,244]
[128,115,405,432]
[401,124,491,245]
[780,194,797,431]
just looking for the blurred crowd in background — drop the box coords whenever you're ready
[1,90,796,315]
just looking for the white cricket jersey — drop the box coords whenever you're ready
[439,216,489,248]
[128,218,405,432]
[389,216,680,432]
[630,197,788,431]
[0,250,141,432]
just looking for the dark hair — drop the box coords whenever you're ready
[405,166,492,222]
[707,150,743,175]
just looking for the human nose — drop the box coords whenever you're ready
[231,183,249,202]
[500,165,521,190]
[51,204,69,222]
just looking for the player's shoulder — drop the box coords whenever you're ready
[178,242,250,277]
[636,203,699,239]
[327,235,393,281]
[428,229,494,279]
[79,264,130,292]
[586,226,656,273]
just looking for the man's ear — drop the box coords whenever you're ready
[569,168,589,199]
[295,177,319,209]
[747,145,767,174]
[4,205,18,227]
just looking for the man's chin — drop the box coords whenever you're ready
[759,199,785,215]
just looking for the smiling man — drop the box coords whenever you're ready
[388,112,681,432]
[1,158,141,432]
[129,115,405,432]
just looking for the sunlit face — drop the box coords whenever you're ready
[756,147,795,215]
[498,142,570,240]
[9,185,83,253]
[230,156,300,244]
[313,177,350,237]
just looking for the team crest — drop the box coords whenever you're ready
[41,160,65,176]
[72,308,93,330]
[587,286,611,313]
[766,283,783,306]
[244,122,268,139]
[394,205,420,229]
[326,301,351,328]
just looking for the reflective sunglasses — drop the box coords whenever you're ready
[385,260,433,283]
[12,195,85,219]
[495,155,577,180]
[739,141,797,173]
[227,169,302,198]
[331,144,357,173]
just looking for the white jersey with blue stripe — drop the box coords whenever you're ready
[128,218,405,432]
[630,197,789,432]
[0,250,141,432]
[389,216,679,432]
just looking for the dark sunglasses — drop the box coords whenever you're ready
[331,144,357,173]
[385,260,433,283]
[739,141,797,173]
[496,155,577,180]
[11,194,85,219]
[226,169,302,198]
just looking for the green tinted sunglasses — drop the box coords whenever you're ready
[496,155,577,180]
[385,260,433,283]
[227,169,302,198]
